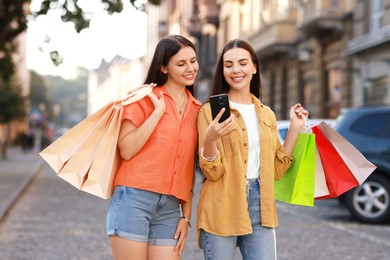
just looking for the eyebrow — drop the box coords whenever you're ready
[175,56,197,63]
[224,58,249,63]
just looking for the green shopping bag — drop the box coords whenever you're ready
[274,133,316,207]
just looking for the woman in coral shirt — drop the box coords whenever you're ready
[107,35,201,259]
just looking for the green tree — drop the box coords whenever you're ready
[0,0,160,158]
[0,78,27,159]
[30,70,52,120]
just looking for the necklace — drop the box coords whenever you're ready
[173,95,187,114]
[166,89,187,114]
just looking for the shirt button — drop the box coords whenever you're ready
[244,160,247,164]
[242,128,246,131]
[244,143,247,146]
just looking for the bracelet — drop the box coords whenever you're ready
[201,147,219,162]
[181,216,192,228]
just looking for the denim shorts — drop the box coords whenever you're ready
[200,178,276,260]
[106,186,180,246]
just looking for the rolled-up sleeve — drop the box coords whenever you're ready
[274,133,294,180]
[197,106,225,181]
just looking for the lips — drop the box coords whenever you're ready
[183,74,195,80]
[231,76,244,83]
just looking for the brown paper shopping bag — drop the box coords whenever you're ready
[39,85,153,199]
[39,103,113,173]
[81,105,123,199]
[57,106,116,189]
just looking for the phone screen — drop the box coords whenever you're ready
[210,94,231,123]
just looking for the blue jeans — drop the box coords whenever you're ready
[200,179,276,260]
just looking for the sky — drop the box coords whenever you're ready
[26,0,148,79]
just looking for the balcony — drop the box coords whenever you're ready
[198,0,220,27]
[250,19,298,59]
[348,24,390,55]
[298,0,350,36]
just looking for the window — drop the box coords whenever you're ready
[370,0,383,32]
[350,113,390,138]
[365,77,389,106]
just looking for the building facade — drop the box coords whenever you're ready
[145,0,389,119]
[87,56,146,114]
[348,0,390,107]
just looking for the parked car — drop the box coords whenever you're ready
[333,106,390,223]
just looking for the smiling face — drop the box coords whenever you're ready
[223,47,257,93]
[161,46,199,87]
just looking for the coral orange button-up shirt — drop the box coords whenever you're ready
[114,86,202,202]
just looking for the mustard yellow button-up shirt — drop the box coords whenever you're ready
[196,95,293,240]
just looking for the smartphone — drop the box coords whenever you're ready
[210,94,231,123]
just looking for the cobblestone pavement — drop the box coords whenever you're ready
[1,151,389,259]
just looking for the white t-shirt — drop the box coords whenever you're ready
[230,101,260,179]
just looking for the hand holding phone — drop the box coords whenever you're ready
[210,94,231,123]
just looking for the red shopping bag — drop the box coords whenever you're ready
[312,124,359,199]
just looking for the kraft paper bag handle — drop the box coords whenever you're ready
[121,83,155,106]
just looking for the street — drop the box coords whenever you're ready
[0,162,389,259]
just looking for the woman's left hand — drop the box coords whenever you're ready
[173,218,190,256]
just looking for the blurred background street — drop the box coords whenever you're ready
[0,148,389,259]
[1,0,390,259]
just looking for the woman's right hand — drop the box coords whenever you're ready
[204,108,235,144]
[147,90,166,117]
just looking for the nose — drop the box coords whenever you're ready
[232,64,240,73]
[186,64,195,71]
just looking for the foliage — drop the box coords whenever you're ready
[0,0,160,125]
[30,70,52,119]
[0,79,27,124]
[45,71,88,127]
[0,0,30,83]
[34,0,161,33]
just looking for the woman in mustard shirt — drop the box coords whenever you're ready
[107,35,201,259]
[196,39,308,259]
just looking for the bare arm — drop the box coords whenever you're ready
[174,194,193,256]
[118,91,165,160]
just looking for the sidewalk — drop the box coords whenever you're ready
[0,147,44,222]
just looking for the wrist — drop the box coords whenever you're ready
[181,216,192,228]
[152,109,164,118]
[201,147,219,162]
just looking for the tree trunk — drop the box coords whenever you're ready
[0,124,10,160]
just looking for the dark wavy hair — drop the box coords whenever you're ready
[144,35,196,96]
[210,39,262,99]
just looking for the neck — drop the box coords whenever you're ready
[164,84,186,97]
[228,90,252,104]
